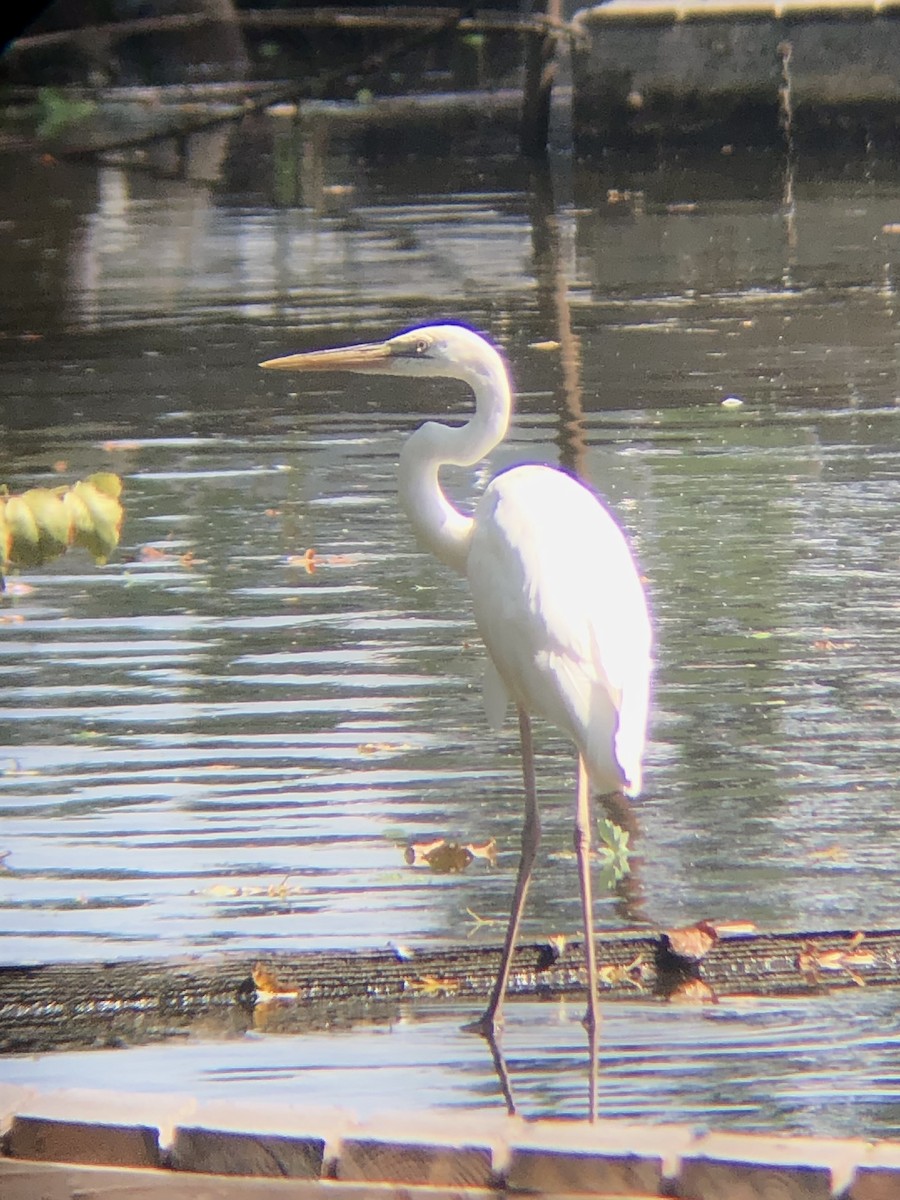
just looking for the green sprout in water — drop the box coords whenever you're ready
[36,87,95,139]
[595,818,632,890]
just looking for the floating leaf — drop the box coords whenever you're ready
[467,838,498,867]
[405,974,460,996]
[69,474,123,562]
[669,978,717,1004]
[405,838,472,873]
[21,488,71,559]
[664,920,719,963]
[252,961,299,999]
[405,836,497,873]
[0,472,124,583]
[598,952,649,991]
[287,548,317,574]
[2,496,42,565]
[595,818,632,887]
[797,931,875,987]
[809,844,848,862]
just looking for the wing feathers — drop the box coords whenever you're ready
[467,465,651,794]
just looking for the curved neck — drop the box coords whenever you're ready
[397,354,512,575]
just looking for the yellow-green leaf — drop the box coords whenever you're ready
[0,474,124,576]
[4,496,42,566]
[22,488,72,558]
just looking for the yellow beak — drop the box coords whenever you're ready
[259,340,393,373]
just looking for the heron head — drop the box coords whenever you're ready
[260,323,504,386]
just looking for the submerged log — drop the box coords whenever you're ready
[2,927,899,1054]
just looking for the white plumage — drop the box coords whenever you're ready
[261,323,652,1119]
[468,463,650,797]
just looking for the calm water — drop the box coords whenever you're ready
[0,123,898,1132]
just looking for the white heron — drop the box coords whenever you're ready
[261,324,652,1089]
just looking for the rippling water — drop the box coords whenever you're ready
[0,129,898,1130]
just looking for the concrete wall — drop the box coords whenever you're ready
[572,0,900,150]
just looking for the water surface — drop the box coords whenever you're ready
[0,127,898,1131]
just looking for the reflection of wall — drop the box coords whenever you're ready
[574,175,900,296]
[571,175,900,416]
[0,157,98,336]
[64,141,540,336]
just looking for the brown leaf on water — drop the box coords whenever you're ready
[669,978,717,1003]
[406,838,472,872]
[809,844,848,862]
[287,548,317,574]
[798,932,875,987]
[405,974,460,996]
[136,543,199,568]
[664,920,719,962]
[466,838,497,867]
[252,961,299,999]
[598,953,649,991]
[405,837,446,864]
[405,836,497,873]
[358,742,403,755]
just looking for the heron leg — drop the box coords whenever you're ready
[575,754,600,1122]
[470,705,540,1039]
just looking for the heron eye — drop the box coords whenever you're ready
[415,339,429,356]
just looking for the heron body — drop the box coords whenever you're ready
[261,324,652,1117]
[468,463,649,797]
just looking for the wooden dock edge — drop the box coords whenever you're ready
[1,1085,899,1198]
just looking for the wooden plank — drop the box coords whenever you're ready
[2,927,899,1054]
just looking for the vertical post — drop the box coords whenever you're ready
[520,0,561,158]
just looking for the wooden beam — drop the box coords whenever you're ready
[2,926,898,1054]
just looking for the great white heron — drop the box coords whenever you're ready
[261,324,652,1114]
